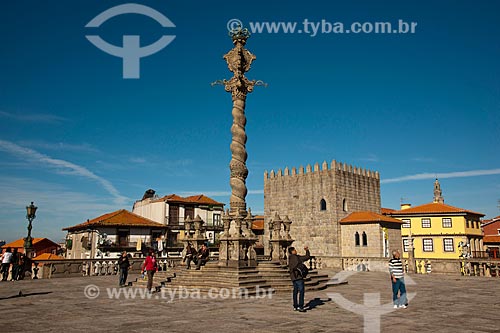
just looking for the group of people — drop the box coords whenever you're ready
[115,249,158,292]
[288,246,408,312]
[182,243,210,270]
[1,247,27,281]
[120,242,409,306]
[116,243,211,294]
[116,249,158,292]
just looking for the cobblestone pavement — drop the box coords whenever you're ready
[0,270,498,333]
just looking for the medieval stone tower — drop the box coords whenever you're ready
[263,160,381,258]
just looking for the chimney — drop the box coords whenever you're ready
[400,203,412,210]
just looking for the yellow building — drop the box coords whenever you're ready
[387,179,485,259]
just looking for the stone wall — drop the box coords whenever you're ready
[264,160,380,257]
[341,223,383,257]
[384,222,403,255]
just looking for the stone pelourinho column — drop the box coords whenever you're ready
[213,25,265,268]
[212,25,266,217]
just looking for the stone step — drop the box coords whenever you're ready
[174,269,261,276]
[132,261,342,295]
[174,270,262,277]
[164,277,271,286]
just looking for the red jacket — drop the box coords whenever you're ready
[142,255,157,271]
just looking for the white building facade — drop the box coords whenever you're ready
[132,190,225,246]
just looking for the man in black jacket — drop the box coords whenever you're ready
[288,246,310,312]
[195,244,210,270]
[118,251,131,287]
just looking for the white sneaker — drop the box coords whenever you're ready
[398,304,407,309]
[393,305,398,309]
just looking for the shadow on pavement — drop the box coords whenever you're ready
[305,297,331,310]
[0,291,53,300]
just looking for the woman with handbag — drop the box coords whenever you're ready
[141,249,157,293]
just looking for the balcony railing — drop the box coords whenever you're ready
[470,251,491,259]
[164,216,223,229]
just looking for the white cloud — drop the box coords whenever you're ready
[129,157,147,164]
[18,140,99,153]
[359,154,379,162]
[0,176,126,242]
[411,157,435,163]
[382,168,500,184]
[0,140,128,204]
[0,110,67,124]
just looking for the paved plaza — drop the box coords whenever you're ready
[0,270,498,333]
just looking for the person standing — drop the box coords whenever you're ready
[141,249,157,293]
[118,251,131,287]
[11,248,20,281]
[1,247,13,281]
[288,246,310,312]
[389,250,408,309]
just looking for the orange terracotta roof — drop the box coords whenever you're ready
[251,215,265,230]
[33,253,65,260]
[2,238,46,249]
[381,207,396,215]
[340,211,403,224]
[484,235,500,244]
[153,194,186,203]
[483,216,500,225]
[389,202,484,217]
[184,195,224,206]
[153,194,224,206]
[62,209,167,232]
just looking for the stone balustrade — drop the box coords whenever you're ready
[11,255,500,279]
[342,257,389,272]
[306,256,319,270]
[339,256,500,278]
[29,257,183,279]
[461,260,500,277]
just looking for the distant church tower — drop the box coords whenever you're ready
[433,178,444,204]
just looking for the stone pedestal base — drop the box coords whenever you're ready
[269,239,294,265]
[218,237,258,268]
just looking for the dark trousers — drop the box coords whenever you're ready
[185,255,196,269]
[11,265,19,281]
[392,277,407,305]
[147,270,155,291]
[119,268,128,286]
[196,258,207,269]
[1,263,10,281]
[292,279,305,309]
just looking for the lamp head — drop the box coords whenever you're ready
[26,201,37,219]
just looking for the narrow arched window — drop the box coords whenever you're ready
[320,199,327,211]
[362,232,368,246]
[355,232,360,247]
[343,199,348,212]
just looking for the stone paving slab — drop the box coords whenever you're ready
[0,270,498,333]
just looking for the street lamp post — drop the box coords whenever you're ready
[24,201,37,259]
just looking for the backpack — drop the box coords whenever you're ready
[295,262,309,279]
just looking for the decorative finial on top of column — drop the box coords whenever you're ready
[228,24,251,43]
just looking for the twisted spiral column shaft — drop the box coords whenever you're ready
[229,93,248,215]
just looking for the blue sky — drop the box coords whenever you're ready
[1,0,499,243]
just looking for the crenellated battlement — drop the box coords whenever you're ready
[264,159,380,180]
